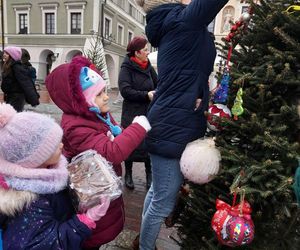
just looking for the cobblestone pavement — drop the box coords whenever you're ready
[23,89,180,250]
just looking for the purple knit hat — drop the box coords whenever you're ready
[0,103,65,180]
[4,46,22,61]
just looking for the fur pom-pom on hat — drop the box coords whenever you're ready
[180,138,221,185]
[135,0,180,13]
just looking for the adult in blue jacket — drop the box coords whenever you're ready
[135,0,229,249]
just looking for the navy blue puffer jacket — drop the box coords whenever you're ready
[145,0,228,158]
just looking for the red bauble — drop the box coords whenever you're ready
[207,104,232,131]
[211,199,255,247]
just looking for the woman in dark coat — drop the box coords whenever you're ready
[135,0,229,249]
[1,46,39,112]
[119,36,158,190]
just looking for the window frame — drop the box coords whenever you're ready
[69,11,83,34]
[128,30,134,44]
[17,11,29,34]
[103,15,112,39]
[117,23,124,45]
[44,12,56,34]
[12,4,31,35]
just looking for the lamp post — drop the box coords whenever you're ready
[1,0,4,52]
[99,0,106,44]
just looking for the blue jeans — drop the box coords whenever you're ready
[139,153,184,250]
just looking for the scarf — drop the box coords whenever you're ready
[89,107,122,137]
[130,56,149,70]
[4,156,69,194]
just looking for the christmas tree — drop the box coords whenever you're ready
[176,1,300,249]
[84,33,111,88]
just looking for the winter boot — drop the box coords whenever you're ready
[145,160,152,189]
[132,234,158,250]
[125,161,134,190]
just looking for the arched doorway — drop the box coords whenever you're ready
[39,49,56,80]
[105,54,115,88]
[65,50,82,63]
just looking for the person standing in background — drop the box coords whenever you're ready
[135,0,229,249]
[119,36,158,190]
[21,48,37,86]
[1,46,39,112]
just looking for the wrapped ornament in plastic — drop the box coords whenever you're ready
[211,198,255,247]
[180,138,221,184]
[67,150,122,212]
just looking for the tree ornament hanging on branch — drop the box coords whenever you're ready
[208,9,252,132]
[207,104,232,132]
[231,88,244,120]
[211,193,255,247]
[213,72,230,103]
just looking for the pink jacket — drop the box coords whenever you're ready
[46,56,147,248]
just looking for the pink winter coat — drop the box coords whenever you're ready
[45,56,147,248]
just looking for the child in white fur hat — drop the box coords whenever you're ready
[0,103,110,250]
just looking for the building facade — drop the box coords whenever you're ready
[1,0,250,88]
[2,0,146,88]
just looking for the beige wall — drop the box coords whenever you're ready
[214,0,250,45]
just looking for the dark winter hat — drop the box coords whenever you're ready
[21,48,31,63]
[126,36,148,55]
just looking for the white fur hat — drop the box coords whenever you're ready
[135,0,180,13]
[180,138,221,185]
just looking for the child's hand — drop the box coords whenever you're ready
[132,116,151,132]
[107,131,115,141]
[77,196,110,229]
[86,196,110,221]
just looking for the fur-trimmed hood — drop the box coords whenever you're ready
[0,188,37,216]
[45,56,96,120]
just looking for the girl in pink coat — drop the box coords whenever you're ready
[46,56,151,249]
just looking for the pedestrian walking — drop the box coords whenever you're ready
[0,103,110,250]
[119,35,158,190]
[135,0,229,249]
[1,46,39,112]
[45,56,151,250]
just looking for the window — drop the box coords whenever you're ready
[117,24,124,45]
[13,4,31,34]
[45,13,55,34]
[65,2,86,35]
[18,13,28,34]
[129,4,133,16]
[71,13,81,34]
[40,3,58,34]
[128,30,133,43]
[104,16,112,39]
[242,6,249,14]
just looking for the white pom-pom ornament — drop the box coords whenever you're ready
[180,138,221,184]
[0,103,17,128]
